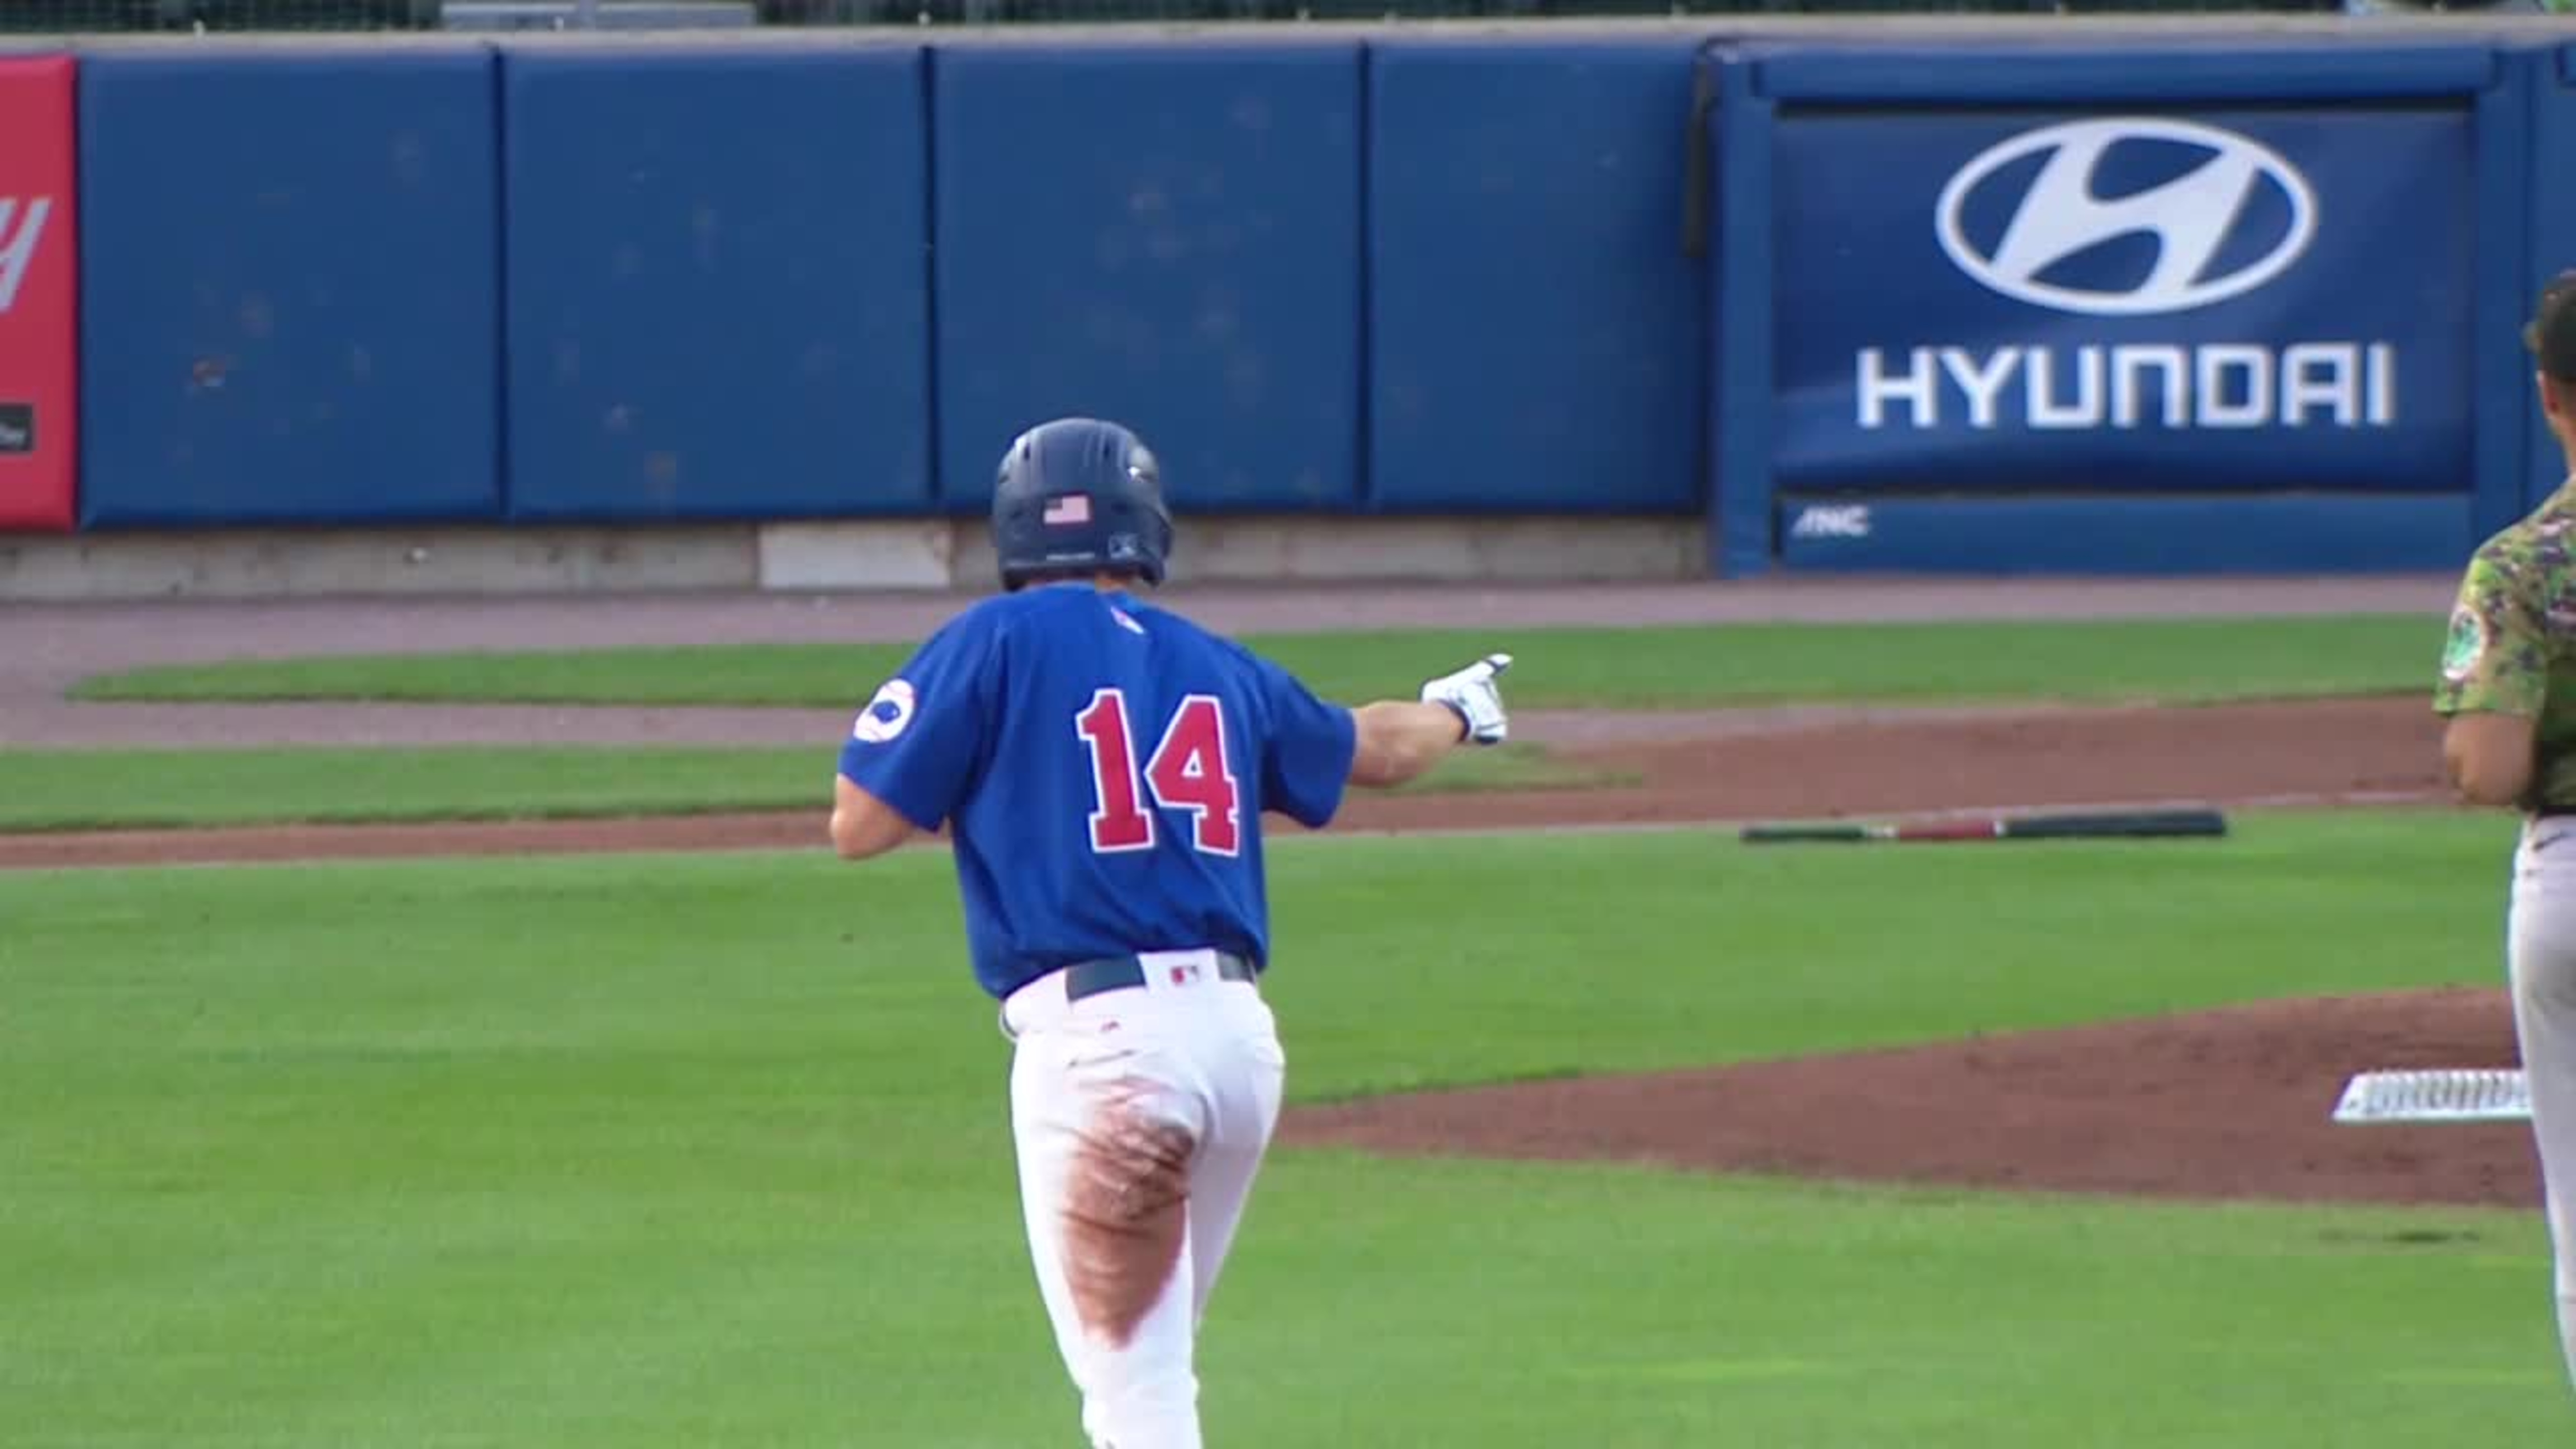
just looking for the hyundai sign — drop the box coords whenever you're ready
[1770,107,2473,495]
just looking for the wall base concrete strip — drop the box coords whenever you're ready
[764,517,1704,591]
[0,518,1705,600]
[755,521,958,591]
[0,525,760,600]
[1162,516,1704,585]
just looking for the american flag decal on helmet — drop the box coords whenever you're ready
[1044,494,1092,527]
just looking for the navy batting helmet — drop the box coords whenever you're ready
[990,417,1175,591]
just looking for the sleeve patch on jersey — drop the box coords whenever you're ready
[2442,605,2487,683]
[851,679,918,744]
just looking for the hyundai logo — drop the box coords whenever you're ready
[1934,117,2316,318]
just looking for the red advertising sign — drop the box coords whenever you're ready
[0,57,75,532]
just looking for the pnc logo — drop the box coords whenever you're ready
[1788,504,1872,541]
[1934,118,2315,318]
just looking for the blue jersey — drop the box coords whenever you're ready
[837,583,1359,1000]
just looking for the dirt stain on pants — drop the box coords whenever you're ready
[1062,1091,1197,1348]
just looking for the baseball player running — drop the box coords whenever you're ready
[826,416,1513,1448]
[2436,269,2576,1395]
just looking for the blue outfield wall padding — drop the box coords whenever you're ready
[1773,494,2474,576]
[931,42,1363,515]
[500,46,930,522]
[77,51,501,527]
[1705,46,1776,577]
[2523,44,2576,520]
[2467,44,2536,546]
[1365,39,1704,514]
[1748,42,2499,105]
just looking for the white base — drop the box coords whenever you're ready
[2332,1068,2531,1124]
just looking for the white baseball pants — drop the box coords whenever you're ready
[1000,950,1287,1449]
[2511,816,2576,1393]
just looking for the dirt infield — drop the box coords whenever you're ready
[1284,988,2536,1210]
[7,579,2532,1211]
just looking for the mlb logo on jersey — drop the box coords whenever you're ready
[1044,494,1092,527]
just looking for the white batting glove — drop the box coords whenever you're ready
[1420,653,1513,746]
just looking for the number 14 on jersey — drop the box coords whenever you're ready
[1075,689,1243,858]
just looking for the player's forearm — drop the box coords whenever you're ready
[2442,714,2539,808]
[1347,701,1467,789]
[830,780,918,860]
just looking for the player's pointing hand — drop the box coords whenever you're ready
[1420,652,1513,746]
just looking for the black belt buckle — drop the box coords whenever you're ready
[1061,953,1254,1003]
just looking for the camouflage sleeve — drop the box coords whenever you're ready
[2435,551,2547,717]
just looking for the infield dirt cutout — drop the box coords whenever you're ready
[3,599,2534,1213]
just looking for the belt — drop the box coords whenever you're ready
[1059,951,1257,1002]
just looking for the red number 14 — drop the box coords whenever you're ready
[1074,690,1242,857]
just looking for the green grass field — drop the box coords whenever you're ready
[67,613,2446,711]
[5,810,2559,1448]
[0,741,1618,832]
[0,745,835,832]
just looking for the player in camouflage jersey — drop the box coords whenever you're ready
[2436,268,2576,1394]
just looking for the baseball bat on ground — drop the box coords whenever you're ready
[1738,808,2228,845]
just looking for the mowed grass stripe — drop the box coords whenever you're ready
[0,742,1625,832]
[67,613,2447,711]
[0,811,2554,1447]
[0,745,834,832]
